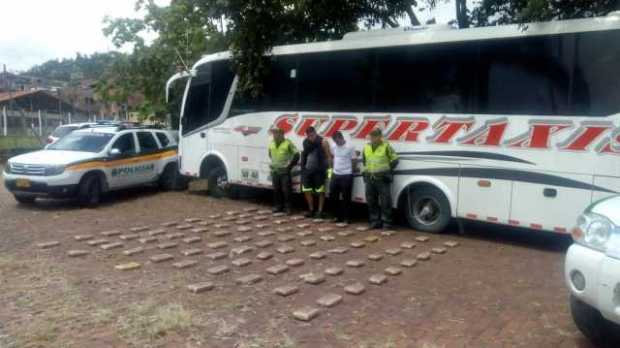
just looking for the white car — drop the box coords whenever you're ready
[565,196,620,346]
[46,122,97,146]
[3,125,184,206]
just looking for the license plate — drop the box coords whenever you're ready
[15,179,31,188]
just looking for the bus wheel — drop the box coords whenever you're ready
[207,167,229,198]
[404,186,450,233]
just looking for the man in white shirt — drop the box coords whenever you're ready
[328,131,357,224]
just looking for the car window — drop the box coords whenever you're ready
[48,132,114,153]
[51,126,77,138]
[137,132,160,153]
[156,132,171,147]
[111,133,136,156]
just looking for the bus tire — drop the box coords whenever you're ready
[78,174,103,207]
[207,166,229,198]
[404,185,451,233]
[14,194,35,204]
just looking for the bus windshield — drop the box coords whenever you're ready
[181,60,235,135]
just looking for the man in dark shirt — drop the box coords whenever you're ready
[301,127,331,218]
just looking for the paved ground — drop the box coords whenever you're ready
[0,180,597,347]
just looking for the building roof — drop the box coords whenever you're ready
[0,89,86,114]
[0,90,39,103]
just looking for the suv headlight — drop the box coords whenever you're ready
[45,165,65,176]
[572,213,616,252]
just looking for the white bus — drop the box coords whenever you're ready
[168,13,620,234]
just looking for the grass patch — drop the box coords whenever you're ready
[117,301,194,343]
[0,136,41,151]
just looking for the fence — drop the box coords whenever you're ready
[0,106,90,137]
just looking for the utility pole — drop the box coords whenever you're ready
[2,106,7,136]
[37,110,42,136]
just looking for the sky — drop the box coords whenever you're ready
[0,0,459,73]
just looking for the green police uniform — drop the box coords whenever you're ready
[363,141,399,228]
[269,138,298,212]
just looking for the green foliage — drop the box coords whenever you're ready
[99,0,228,121]
[99,0,618,122]
[26,52,124,84]
[472,0,619,26]
[200,0,420,95]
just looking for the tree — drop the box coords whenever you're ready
[472,0,619,26]
[101,0,619,122]
[99,0,228,121]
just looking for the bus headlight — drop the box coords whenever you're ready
[572,213,615,252]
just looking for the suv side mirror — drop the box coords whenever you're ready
[109,148,122,157]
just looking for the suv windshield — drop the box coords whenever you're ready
[48,132,114,153]
[51,126,78,138]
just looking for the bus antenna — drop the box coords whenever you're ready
[174,48,190,72]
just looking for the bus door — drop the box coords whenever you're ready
[458,166,513,224]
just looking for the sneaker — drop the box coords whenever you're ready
[304,211,315,218]
[316,211,327,219]
[383,224,394,230]
[272,207,283,213]
[332,217,343,223]
[285,208,293,216]
[370,222,382,230]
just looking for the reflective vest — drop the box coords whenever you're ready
[363,142,398,174]
[269,139,297,171]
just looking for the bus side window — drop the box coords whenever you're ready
[574,29,620,117]
[478,35,573,116]
[375,43,477,114]
[296,50,375,112]
[230,56,298,116]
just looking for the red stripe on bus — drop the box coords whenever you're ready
[353,197,364,202]
[508,220,520,226]
[530,223,543,229]
[554,227,567,233]
[487,217,498,222]
[466,213,477,219]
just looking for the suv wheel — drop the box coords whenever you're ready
[570,294,614,345]
[78,175,102,207]
[159,163,181,191]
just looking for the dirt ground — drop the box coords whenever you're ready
[0,179,597,348]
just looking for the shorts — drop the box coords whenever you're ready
[302,169,327,193]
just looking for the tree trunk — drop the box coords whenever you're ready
[405,7,421,26]
[456,0,469,28]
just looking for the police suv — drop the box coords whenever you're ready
[566,196,620,346]
[3,124,183,206]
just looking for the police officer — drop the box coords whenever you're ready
[268,128,299,215]
[362,128,399,229]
